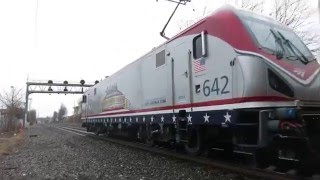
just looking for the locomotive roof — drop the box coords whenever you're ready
[92,5,283,89]
[99,6,239,81]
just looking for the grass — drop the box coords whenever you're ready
[0,131,25,156]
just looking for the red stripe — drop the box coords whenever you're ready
[86,96,292,118]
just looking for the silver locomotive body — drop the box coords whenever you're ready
[82,6,320,171]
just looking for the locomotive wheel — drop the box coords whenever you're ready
[185,126,203,156]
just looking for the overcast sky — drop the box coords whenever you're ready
[0,0,319,117]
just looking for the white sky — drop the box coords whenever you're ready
[0,0,319,117]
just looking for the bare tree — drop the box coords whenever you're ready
[178,0,265,30]
[269,0,320,57]
[0,87,24,131]
[58,104,67,121]
[177,0,211,30]
[239,0,319,57]
[240,0,264,13]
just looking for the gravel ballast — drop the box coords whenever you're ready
[0,124,251,179]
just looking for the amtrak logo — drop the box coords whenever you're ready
[293,68,305,78]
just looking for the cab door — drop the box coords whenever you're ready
[171,42,192,112]
[191,32,234,104]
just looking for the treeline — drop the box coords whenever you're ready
[51,104,67,122]
[51,103,82,124]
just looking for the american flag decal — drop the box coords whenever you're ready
[193,58,206,73]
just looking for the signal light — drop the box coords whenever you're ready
[80,80,85,85]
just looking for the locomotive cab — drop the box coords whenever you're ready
[235,9,319,101]
[229,9,320,171]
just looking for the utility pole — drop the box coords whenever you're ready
[11,86,14,109]
[10,86,14,131]
[24,85,28,128]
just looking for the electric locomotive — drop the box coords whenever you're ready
[81,6,320,171]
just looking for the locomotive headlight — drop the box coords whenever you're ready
[275,107,298,119]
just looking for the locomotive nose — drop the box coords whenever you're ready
[266,63,320,102]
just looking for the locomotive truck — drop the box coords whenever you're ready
[81,6,320,171]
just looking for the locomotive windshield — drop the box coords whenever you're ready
[238,11,315,63]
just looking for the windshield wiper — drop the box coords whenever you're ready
[269,29,285,59]
[276,31,309,65]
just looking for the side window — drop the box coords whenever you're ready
[193,31,207,59]
[94,88,97,95]
[156,50,165,68]
[193,35,202,59]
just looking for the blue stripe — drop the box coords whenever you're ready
[86,109,237,128]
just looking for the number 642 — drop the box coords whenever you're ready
[203,76,230,96]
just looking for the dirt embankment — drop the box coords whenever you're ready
[0,131,25,157]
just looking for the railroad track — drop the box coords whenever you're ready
[52,123,313,180]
